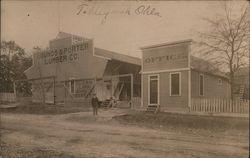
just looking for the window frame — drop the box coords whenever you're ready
[218,78,222,85]
[169,72,181,96]
[148,74,160,105]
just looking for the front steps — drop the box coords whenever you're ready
[146,105,159,113]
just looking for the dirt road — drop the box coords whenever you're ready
[0,109,249,158]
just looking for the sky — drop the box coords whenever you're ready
[1,0,248,58]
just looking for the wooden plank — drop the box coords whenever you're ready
[204,98,207,112]
[230,99,232,113]
[238,100,240,113]
[192,98,194,111]
[247,100,249,114]
[215,98,218,113]
[226,99,229,113]
[202,98,204,112]
[212,98,214,113]
[223,99,225,113]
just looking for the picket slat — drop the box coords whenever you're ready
[0,93,16,102]
[190,98,249,114]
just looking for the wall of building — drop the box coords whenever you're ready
[141,40,191,111]
[191,70,231,99]
[54,81,66,103]
[26,33,142,104]
[26,40,108,81]
[142,70,189,111]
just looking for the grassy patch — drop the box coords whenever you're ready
[0,102,91,115]
[113,111,249,135]
[0,142,75,158]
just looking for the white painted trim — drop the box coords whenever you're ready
[111,73,132,78]
[188,43,191,107]
[93,53,111,60]
[141,74,144,107]
[188,70,192,107]
[188,41,191,68]
[169,72,181,96]
[68,78,76,94]
[188,70,191,107]
[141,53,144,107]
[142,67,190,75]
[92,39,111,60]
[199,74,204,96]
[148,74,160,106]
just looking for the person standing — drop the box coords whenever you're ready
[91,93,99,116]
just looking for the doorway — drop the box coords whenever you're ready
[148,75,159,105]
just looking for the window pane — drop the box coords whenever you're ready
[150,79,158,104]
[199,75,204,96]
[171,74,180,95]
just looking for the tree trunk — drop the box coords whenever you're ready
[230,72,235,100]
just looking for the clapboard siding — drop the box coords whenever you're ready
[191,70,231,98]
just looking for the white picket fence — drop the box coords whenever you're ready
[0,93,16,102]
[191,98,249,114]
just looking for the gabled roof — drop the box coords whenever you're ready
[94,48,141,66]
[50,32,140,65]
[234,66,249,76]
[191,56,228,79]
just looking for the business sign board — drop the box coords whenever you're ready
[142,43,190,72]
[37,40,92,65]
[31,38,104,81]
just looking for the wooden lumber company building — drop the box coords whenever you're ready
[141,40,231,112]
[25,33,232,112]
[24,32,141,105]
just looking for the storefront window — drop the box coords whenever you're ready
[170,73,181,96]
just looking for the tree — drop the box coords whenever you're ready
[197,3,249,100]
[0,41,32,93]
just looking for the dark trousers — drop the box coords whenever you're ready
[93,106,98,115]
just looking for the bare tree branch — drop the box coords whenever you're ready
[197,2,249,100]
